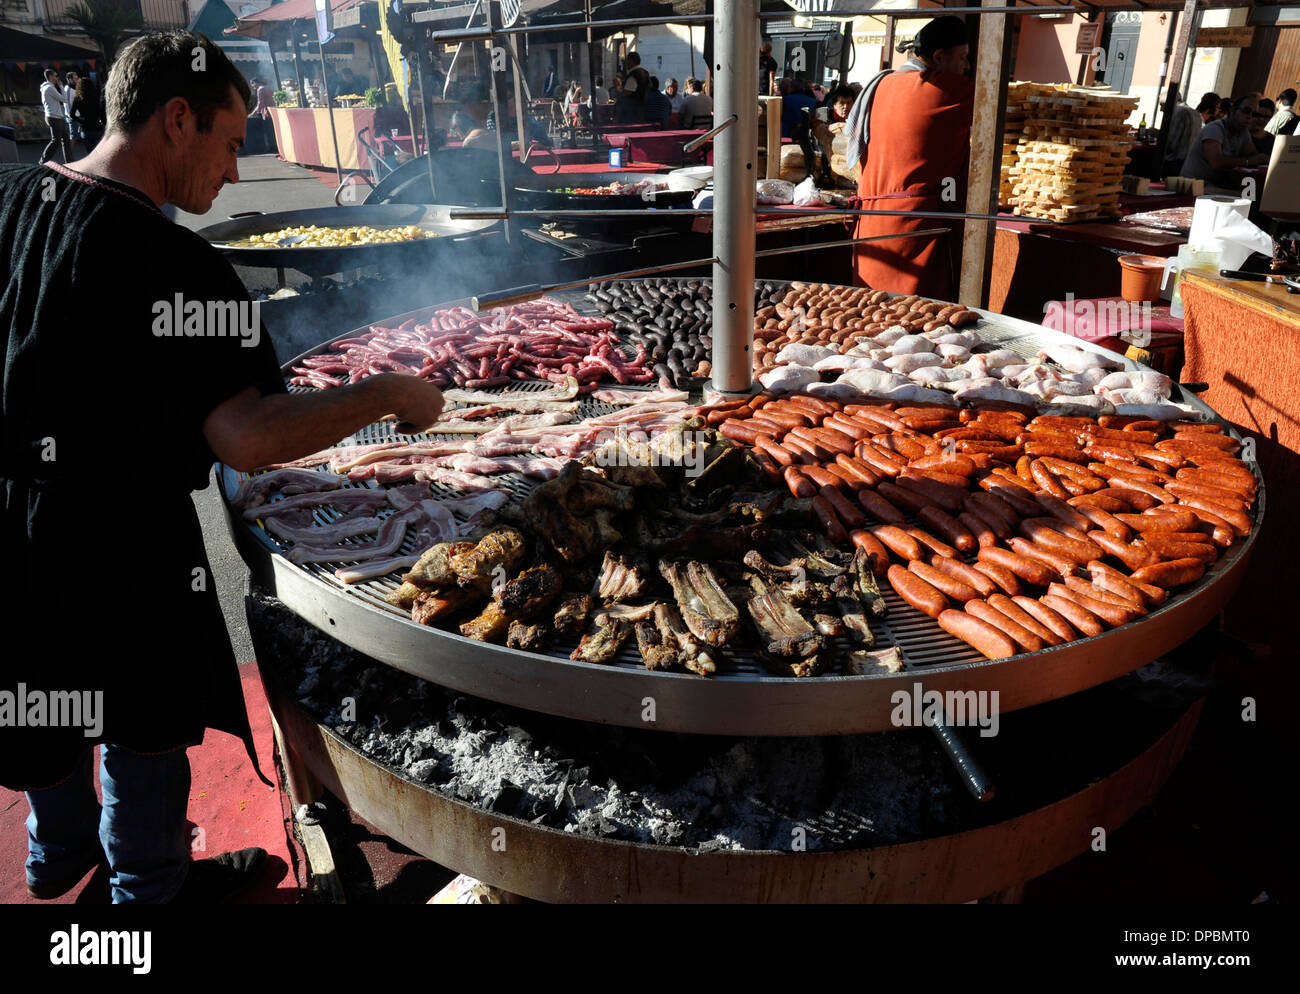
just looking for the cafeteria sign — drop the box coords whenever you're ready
[1075,23,1101,54]
[1195,27,1255,48]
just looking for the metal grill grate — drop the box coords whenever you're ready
[233,283,1251,691]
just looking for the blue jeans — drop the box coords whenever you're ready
[25,745,192,904]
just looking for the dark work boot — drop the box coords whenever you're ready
[169,848,268,904]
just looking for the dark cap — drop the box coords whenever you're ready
[915,15,967,58]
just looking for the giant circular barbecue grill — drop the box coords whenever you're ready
[223,280,1262,738]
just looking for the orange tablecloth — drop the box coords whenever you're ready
[1180,269,1300,656]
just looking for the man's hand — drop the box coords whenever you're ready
[391,376,445,434]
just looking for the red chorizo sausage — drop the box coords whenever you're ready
[857,489,907,525]
[917,506,977,552]
[820,485,866,530]
[783,465,817,499]
[957,511,998,549]
[905,527,960,561]
[1011,596,1079,643]
[987,593,1060,645]
[964,599,1044,653]
[1039,593,1105,637]
[1007,537,1077,580]
[1129,558,1207,588]
[977,546,1056,587]
[937,609,1017,660]
[811,495,849,544]
[871,524,924,561]
[970,559,1023,597]
[909,560,981,602]
[849,529,890,575]
[834,453,881,488]
[930,556,998,598]
[887,564,948,619]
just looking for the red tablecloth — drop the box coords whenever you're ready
[1042,296,1184,343]
[603,129,710,165]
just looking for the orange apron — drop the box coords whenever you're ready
[853,69,975,300]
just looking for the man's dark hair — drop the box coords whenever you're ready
[1196,92,1220,113]
[915,15,967,58]
[626,52,641,67]
[649,76,660,90]
[45,69,59,81]
[830,84,854,103]
[1231,94,1255,114]
[106,30,250,135]
[1258,98,1275,114]
[595,75,603,86]
[1280,88,1298,106]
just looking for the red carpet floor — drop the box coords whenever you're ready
[0,662,304,905]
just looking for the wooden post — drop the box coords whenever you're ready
[958,0,1012,309]
[1153,0,1199,180]
[290,23,307,104]
[882,16,895,72]
[760,95,781,178]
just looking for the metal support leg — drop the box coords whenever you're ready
[707,0,758,397]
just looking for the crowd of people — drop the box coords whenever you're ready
[1165,86,1296,187]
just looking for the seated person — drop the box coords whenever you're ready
[1179,94,1270,186]
[644,77,672,130]
[1251,99,1276,157]
[679,77,713,130]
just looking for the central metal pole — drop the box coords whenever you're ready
[710,0,758,396]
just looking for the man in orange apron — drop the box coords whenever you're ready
[846,16,974,299]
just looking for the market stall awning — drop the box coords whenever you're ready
[527,0,701,43]
[227,0,369,39]
[0,25,101,62]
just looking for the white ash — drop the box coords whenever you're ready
[249,592,970,851]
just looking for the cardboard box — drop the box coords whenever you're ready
[1262,135,1300,219]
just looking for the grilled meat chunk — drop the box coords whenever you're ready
[403,541,475,587]
[507,619,549,652]
[449,527,527,593]
[744,575,824,660]
[846,646,904,675]
[552,594,593,638]
[411,587,479,626]
[654,602,718,676]
[593,602,658,624]
[758,648,822,678]
[499,564,563,618]
[592,551,649,602]
[635,618,679,672]
[570,618,632,663]
[387,541,475,607]
[849,548,887,618]
[659,559,741,646]
[812,613,846,638]
[461,564,563,643]
[653,522,768,561]
[835,590,876,647]
[524,462,596,562]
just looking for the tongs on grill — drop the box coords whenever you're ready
[900,655,996,803]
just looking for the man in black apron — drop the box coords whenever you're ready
[0,31,444,904]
